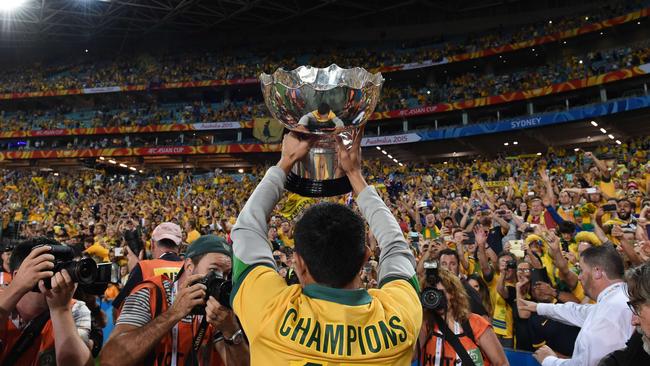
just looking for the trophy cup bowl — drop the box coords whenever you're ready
[260,64,384,197]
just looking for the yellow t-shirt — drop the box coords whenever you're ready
[488,273,514,339]
[232,266,422,365]
[278,232,295,248]
[85,243,109,262]
[187,229,201,244]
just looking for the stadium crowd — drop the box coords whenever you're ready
[0,0,644,95]
[1,40,649,143]
[0,132,649,364]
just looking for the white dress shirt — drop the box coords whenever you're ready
[537,282,634,366]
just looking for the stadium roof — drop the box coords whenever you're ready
[0,0,596,44]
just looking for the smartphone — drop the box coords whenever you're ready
[363,263,372,273]
[409,232,420,243]
[602,204,617,212]
[585,188,598,194]
[443,235,453,242]
[527,191,535,196]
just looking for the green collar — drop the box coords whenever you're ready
[303,283,372,306]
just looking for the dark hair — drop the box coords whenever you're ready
[10,237,60,273]
[438,248,459,263]
[317,102,330,116]
[558,221,576,234]
[617,198,636,210]
[581,245,624,280]
[156,238,178,249]
[626,261,650,303]
[294,202,366,288]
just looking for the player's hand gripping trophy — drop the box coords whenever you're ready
[260,64,384,197]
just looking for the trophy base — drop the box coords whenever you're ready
[286,172,352,198]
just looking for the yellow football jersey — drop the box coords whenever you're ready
[232,266,421,365]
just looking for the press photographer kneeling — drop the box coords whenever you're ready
[0,237,99,366]
[100,234,249,366]
[418,261,508,366]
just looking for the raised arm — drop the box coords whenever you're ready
[337,129,418,288]
[474,226,494,279]
[231,133,311,282]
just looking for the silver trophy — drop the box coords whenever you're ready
[260,64,384,197]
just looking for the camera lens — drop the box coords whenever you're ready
[420,288,447,311]
[65,258,98,285]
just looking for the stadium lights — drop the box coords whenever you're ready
[574,148,580,152]
[426,90,431,95]
[536,152,542,156]
[387,154,393,159]
[600,128,607,134]
[444,161,448,164]
[238,168,244,173]
[0,0,27,12]
[585,16,589,21]
[139,170,144,173]
[381,150,387,155]
[578,60,583,64]
[608,134,615,139]
[504,142,509,146]
[376,146,381,150]
[53,172,59,176]
[513,141,518,145]
[563,41,567,45]
[548,20,552,24]
[129,167,137,171]
[119,163,127,168]
[399,163,404,167]
[108,159,117,164]
[392,158,398,163]
[616,140,622,145]
[590,121,598,127]
[99,156,105,160]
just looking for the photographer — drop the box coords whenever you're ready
[418,264,508,365]
[0,237,92,366]
[113,222,184,310]
[100,234,249,366]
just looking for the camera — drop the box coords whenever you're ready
[31,244,114,294]
[506,260,517,269]
[420,261,447,312]
[190,271,233,315]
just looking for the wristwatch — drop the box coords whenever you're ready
[224,329,244,345]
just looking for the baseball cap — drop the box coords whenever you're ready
[151,222,183,246]
[185,234,232,258]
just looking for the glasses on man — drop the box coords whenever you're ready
[628,300,643,317]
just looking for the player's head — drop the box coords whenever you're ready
[317,102,330,116]
[293,202,368,288]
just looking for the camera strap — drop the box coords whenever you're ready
[171,281,179,366]
[4,311,51,366]
[184,317,209,366]
[432,315,476,366]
